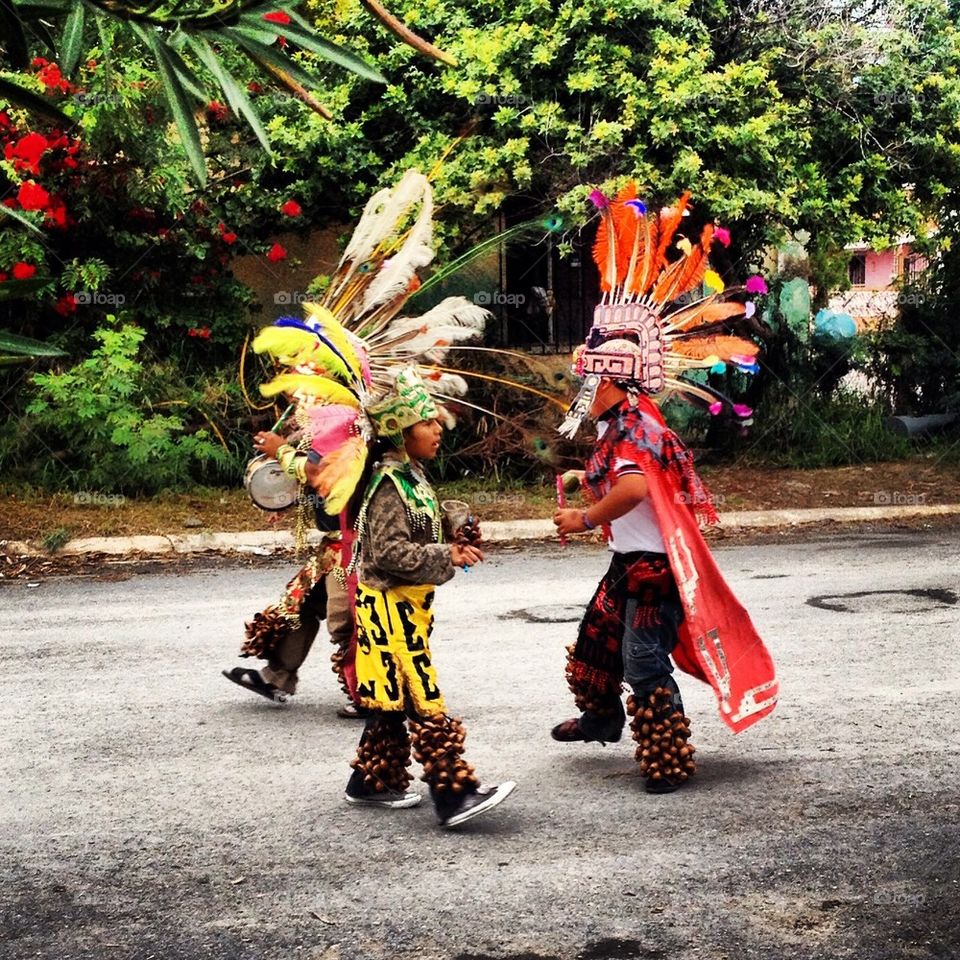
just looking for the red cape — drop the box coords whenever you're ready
[591,398,778,733]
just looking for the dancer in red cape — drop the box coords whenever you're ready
[552,185,778,793]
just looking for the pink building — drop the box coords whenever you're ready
[829,238,927,329]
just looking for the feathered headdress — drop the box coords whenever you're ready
[252,170,490,514]
[559,183,760,438]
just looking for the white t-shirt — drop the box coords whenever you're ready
[596,422,666,555]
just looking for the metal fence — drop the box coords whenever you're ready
[485,222,600,355]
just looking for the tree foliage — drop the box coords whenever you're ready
[273,0,960,275]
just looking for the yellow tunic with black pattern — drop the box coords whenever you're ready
[353,458,454,716]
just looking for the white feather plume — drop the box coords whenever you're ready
[339,186,393,266]
[361,185,435,312]
[373,297,490,363]
[418,370,469,396]
[383,297,489,338]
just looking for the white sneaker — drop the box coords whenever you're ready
[344,790,422,809]
[440,781,517,829]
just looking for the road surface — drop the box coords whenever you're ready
[1,529,958,959]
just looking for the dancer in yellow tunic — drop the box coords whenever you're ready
[344,370,516,828]
[245,171,518,828]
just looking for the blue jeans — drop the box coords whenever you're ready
[576,553,685,739]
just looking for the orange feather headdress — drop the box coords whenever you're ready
[560,183,762,438]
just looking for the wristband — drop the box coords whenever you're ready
[581,510,596,531]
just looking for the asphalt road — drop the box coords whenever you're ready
[2,529,959,960]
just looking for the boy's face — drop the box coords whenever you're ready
[589,380,626,418]
[403,418,444,461]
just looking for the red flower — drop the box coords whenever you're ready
[263,10,291,23]
[31,57,49,68]
[0,272,7,283]
[2,199,16,209]
[6,132,48,174]
[281,199,302,218]
[17,180,51,212]
[54,293,76,316]
[46,196,68,228]
[187,327,212,339]
[86,59,98,70]
[247,82,264,95]
[222,231,237,245]
[12,262,37,280]
[0,111,11,129]
[266,243,287,262]
[37,63,70,93]
[206,101,229,123]
[277,36,288,48]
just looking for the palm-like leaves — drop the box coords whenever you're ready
[0,0,455,184]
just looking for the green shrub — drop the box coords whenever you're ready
[733,390,913,468]
[5,318,241,494]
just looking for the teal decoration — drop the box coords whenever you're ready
[710,362,727,374]
[813,309,857,344]
[779,277,811,341]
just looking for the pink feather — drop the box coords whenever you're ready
[306,405,359,458]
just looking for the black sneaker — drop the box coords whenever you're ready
[644,776,686,795]
[344,789,422,809]
[439,781,516,829]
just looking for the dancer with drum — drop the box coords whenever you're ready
[224,420,363,714]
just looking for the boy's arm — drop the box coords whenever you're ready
[554,472,649,535]
[364,481,456,586]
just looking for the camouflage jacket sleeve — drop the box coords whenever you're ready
[362,479,455,588]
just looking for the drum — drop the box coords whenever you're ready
[244,455,299,511]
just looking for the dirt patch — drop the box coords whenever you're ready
[3,459,960,547]
[698,459,960,512]
[2,514,958,582]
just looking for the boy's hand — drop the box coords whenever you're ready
[455,515,482,546]
[253,431,285,459]
[451,543,484,568]
[554,508,586,536]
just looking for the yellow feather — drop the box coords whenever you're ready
[253,326,353,380]
[252,326,318,358]
[259,373,360,408]
[312,435,368,514]
[303,304,364,380]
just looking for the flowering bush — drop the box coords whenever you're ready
[0,36,329,489]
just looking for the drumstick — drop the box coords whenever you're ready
[270,404,295,433]
[556,473,568,547]
[255,404,295,450]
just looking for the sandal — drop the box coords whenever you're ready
[550,717,620,746]
[222,667,289,704]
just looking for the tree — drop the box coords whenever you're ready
[248,0,960,275]
[0,0,453,184]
